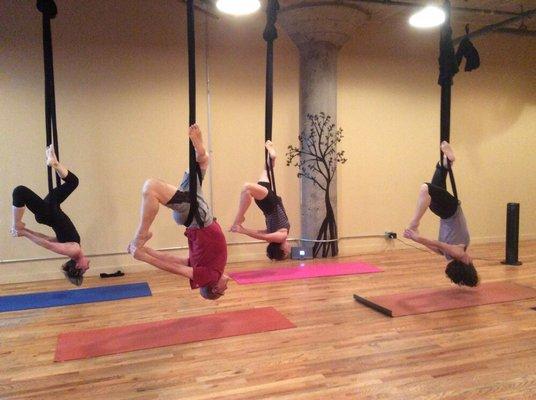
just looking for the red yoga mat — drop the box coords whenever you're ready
[230,262,382,285]
[55,307,295,362]
[354,281,536,317]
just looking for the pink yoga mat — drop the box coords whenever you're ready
[230,262,382,284]
[354,281,536,317]
[55,307,295,362]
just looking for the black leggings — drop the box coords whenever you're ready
[426,163,458,219]
[12,171,81,243]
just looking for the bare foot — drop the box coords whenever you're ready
[129,245,146,259]
[14,221,25,230]
[10,221,25,237]
[45,145,59,167]
[128,231,152,252]
[265,140,276,160]
[127,242,140,256]
[189,124,202,146]
[441,141,455,164]
[189,124,208,164]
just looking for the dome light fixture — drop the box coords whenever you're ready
[216,0,261,16]
[409,5,446,28]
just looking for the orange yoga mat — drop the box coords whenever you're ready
[354,281,536,317]
[55,307,295,362]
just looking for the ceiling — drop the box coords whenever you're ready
[201,0,536,35]
[282,1,535,30]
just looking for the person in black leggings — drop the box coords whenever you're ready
[11,145,89,285]
[404,141,478,287]
[229,140,291,260]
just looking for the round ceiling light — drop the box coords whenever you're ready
[409,6,446,28]
[216,0,261,16]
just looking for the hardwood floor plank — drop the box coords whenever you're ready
[1,240,535,399]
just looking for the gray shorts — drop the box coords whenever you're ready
[166,171,212,227]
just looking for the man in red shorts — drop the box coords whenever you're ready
[127,124,229,300]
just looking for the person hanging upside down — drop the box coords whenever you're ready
[127,124,229,300]
[11,145,89,286]
[404,141,479,287]
[229,140,291,261]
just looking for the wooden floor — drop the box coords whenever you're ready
[1,241,536,399]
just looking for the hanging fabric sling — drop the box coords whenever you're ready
[263,0,279,195]
[437,0,481,200]
[184,0,204,228]
[37,0,61,192]
[438,0,459,199]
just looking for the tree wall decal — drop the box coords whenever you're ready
[286,113,347,257]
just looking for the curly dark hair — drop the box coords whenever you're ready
[445,260,479,287]
[266,242,286,261]
[199,286,222,300]
[62,259,84,286]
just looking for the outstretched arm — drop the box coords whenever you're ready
[232,225,287,243]
[133,246,193,279]
[403,229,466,260]
[20,229,80,258]
[22,227,58,242]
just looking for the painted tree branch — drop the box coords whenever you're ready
[286,113,347,257]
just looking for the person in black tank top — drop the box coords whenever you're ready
[229,141,291,260]
[11,145,89,285]
[403,142,478,287]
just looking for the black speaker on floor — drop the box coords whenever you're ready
[501,202,522,266]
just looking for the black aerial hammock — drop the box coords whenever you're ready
[437,0,480,200]
[263,0,280,195]
[438,0,459,199]
[184,0,204,228]
[37,0,61,193]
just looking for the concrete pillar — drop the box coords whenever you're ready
[279,3,368,256]
[298,41,338,252]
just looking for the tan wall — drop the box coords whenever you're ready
[1,1,534,283]
[338,22,536,254]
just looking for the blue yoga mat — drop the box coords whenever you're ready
[0,282,152,312]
